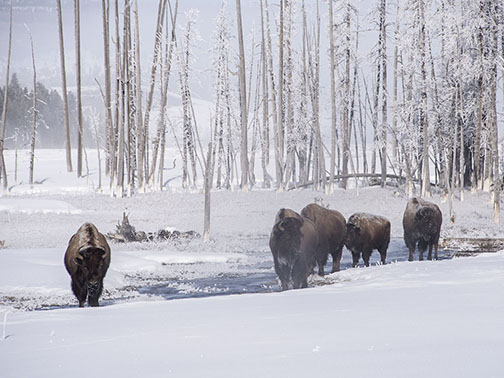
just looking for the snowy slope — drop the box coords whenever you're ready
[1,252,503,378]
[1,149,503,377]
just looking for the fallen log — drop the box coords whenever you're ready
[107,213,200,243]
[441,237,504,254]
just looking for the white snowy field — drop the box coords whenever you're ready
[0,149,503,377]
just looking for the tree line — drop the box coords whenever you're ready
[0,0,502,225]
[0,73,90,149]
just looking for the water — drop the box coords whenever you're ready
[139,237,454,301]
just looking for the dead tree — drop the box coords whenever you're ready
[133,0,145,191]
[152,0,179,189]
[236,0,249,190]
[74,0,83,177]
[418,0,431,197]
[101,0,114,191]
[259,0,271,188]
[328,0,336,193]
[379,0,387,188]
[0,0,13,190]
[27,27,37,186]
[57,0,73,173]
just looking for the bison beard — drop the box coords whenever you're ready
[64,224,111,307]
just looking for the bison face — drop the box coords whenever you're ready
[344,223,361,251]
[75,247,107,285]
[274,217,302,235]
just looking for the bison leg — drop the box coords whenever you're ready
[330,246,343,273]
[351,251,360,267]
[434,242,439,260]
[316,250,329,276]
[88,280,104,307]
[427,243,433,261]
[280,280,289,291]
[71,279,87,307]
[292,273,309,289]
[408,246,415,261]
[362,249,372,267]
[418,240,428,261]
[378,248,387,265]
[317,260,325,276]
[273,257,291,290]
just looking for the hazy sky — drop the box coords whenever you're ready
[0,0,376,100]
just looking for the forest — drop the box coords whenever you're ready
[0,0,502,224]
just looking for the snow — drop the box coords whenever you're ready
[1,253,503,378]
[0,149,503,377]
[0,198,82,214]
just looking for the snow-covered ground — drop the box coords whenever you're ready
[0,149,503,377]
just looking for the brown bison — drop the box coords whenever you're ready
[344,213,390,267]
[301,203,346,276]
[269,208,318,290]
[403,197,442,261]
[64,223,111,307]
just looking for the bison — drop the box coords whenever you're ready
[301,203,346,276]
[269,208,318,290]
[64,223,111,307]
[344,213,390,267]
[403,197,442,261]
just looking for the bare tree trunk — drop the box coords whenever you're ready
[236,0,249,190]
[133,0,144,191]
[419,0,431,197]
[74,0,83,177]
[391,1,400,176]
[143,0,168,189]
[260,0,270,188]
[151,0,178,188]
[379,0,387,188]
[277,0,286,191]
[328,0,336,193]
[282,0,295,190]
[28,28,37,186]
[264,0,282,188]
[341,2,351,189]
[492,4,500,223]
[0,0,13,190]
[57,0,73,173]
[101,0,114,192]
[203,142,214,241]
[309,0,324,191]
[113,0,121,193]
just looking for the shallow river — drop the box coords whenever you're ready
[139,237,454,300]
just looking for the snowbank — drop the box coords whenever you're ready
[1,252,503,378]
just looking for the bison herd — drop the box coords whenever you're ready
[64,196,442,306]
[270,197,442,290]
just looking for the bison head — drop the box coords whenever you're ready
[75,247,107,286]
[344,223,361,250]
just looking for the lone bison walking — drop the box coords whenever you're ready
[403,197,442,261]
[344,213,390,267]
[64,223,111,307]
[269,208,318,290]
[301,203,346,275]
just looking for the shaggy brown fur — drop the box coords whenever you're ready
[301,203,346,275]
[403,197,442,261]
[344,213,390,267]
[64,223,111,307]
[269,208,318,290]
